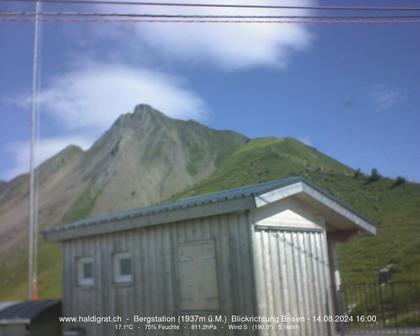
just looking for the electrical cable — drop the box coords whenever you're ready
[3,11,420,20]
[2,16,420,24]
[2,0,420,12]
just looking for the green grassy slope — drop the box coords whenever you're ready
[0,240,61,300]
[175,137,420,284]
[0,238,61,301]
[2,137,418,301]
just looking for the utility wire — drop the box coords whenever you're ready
[3,11,420,20]
[3,0,420,12]
[2,16,420,24]
[2,5,420,24]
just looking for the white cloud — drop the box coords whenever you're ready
[94,0,314,69]
[2,1,315,179]
[2,62,206,179]
[37,63,206,131]
[371,85,407,109]
[4,136,93,179]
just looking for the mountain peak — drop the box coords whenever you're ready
[133,104,168,121]
[113,104,169,129]
[134,103,161,114]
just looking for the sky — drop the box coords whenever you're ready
[0,0,419,182]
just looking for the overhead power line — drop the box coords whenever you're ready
[2,16,420,24]
[3,11,420,20]
[3,0,420,12]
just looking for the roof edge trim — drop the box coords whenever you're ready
[0,318,30,325]
[254,180,376,235]
[44,197,254,242]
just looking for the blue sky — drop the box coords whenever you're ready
[1,0,419,182]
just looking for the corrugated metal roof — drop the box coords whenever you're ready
[47,177,303,234]
[44,176,376,237]
[0,302,18,312]
[0,300,60,323]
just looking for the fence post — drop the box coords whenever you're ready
[390,283,399,335]
[378,284,386,328]
[337,286,346,336]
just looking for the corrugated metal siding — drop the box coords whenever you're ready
[253,228,334,336]
[62,211,256,336]
[0,324,26,336]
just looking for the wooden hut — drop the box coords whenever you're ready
[44,177,376,336]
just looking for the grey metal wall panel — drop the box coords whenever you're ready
[253,228,334,336]
[61,211,256,336]
[0,324,26,336]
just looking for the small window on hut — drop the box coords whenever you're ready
[113,252,132,283]
[178,240,219,311]
[77,257,94,286]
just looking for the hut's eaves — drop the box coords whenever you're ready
[43,176,376,242]
[0,300,61,325]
